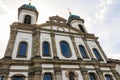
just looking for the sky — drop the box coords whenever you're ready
[0,0,120,60]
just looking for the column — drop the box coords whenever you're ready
[32,28,41,58]
[70,35,81,60]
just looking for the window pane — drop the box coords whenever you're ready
[60,41,71,58]
[18,42,27,57]
[93,49,103,61]
[43,42,50,56]
[13,76,24,80]
[43,73,52,80]
[0,76,4,80]
[79,45,88,58]
[78,25,86,33]
[105,75,111,80]
[89,73,96,80]
[24,15,31,24]
[69,72,75,80]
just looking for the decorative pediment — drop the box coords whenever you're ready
[49,15,66,23]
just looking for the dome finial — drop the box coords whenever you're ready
[29,0,32,5]
[67,9,71,15]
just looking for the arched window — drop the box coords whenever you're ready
[105,74,113,80]
[60,41,71,58]
[78,24,86,33]
[0,75,4,80]
[79,45,89,58]
[24,15,31,24]
[93,48,103,61]
[89,73,96,80]
[69,72,75,80]
[43,73,52,80]
[12,75,25,80]
[43,41,51,56]
[17,42,28,57]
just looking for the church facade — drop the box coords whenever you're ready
[0,3,120,80]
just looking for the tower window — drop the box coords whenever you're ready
[93,48,103,61]
[43,41,51,56]
[24,15,31,24]
[17,42,28,57]
[105,74,113,80]
[0,76,4,80]
[12,75,25,80]
[60,41,71,58]
[78,24,86,33]
[69,72,75,80]
[89,73,96,80]
[43,73,52,80]
[79,45,89,58]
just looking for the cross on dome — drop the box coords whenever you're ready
[29,0,32,5]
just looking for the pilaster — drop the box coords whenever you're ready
[33,63,42,80]
[70,35,82,60]
[54,64,62,80]
[95,41,108,61]
[51,32,59,59]
[32,28,41,58]
[110,66,120,80]
[82,38,95,60]
[79,65,89,80]
[4,28,17,59]
[94,65,104,80]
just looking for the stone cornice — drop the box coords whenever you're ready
[10,22,98,40]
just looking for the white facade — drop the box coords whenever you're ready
[18,10,37,24]
[12,32,32,60]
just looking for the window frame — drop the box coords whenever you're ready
[0,75,4,80]
[11,74,25,80]
[89,72,97,80]
[60,41,72,58]
[92,48,103,61]
[42,41,51,57]
[69,72,75,80]
[24,15,31,24]
[17,41,28,58]
[105,74,114,80]
[78,24,86,33]
[43,72,53,80]
[78,45,89,59]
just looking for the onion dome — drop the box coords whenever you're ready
[18,4,38,16]
[67,14,84,24]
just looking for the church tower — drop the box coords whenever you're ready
[0,3,120,80]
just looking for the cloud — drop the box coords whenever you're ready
[0,0,8,15]
[95,0,114,23]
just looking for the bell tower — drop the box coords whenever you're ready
[18,3,38,24]
[67,13,87,33]
[4,3,39,59]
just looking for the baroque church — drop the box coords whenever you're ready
[0,2,120,80]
